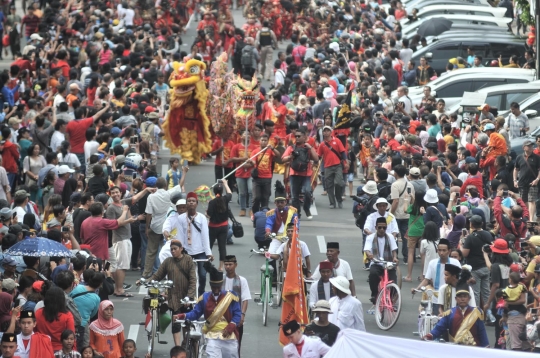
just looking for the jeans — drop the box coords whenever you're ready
[471,266,490,307]
[252,177,271,213]
[324,164,343,206]
[290,175,312,215]
[190,252,208,297]
[368,264,397,298]
[236,177,252,210]
[396,219,409,261]
[209,225,228,261]
[75,153,86,179]
[7,173,16,195]
[130,222,141,268]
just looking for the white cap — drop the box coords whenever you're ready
[30,34,43,41]
[58,165,75,175]
[176,199,187,206]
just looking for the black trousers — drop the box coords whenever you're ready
[252,177,271,213]
[368,264,397,298]
[209,225,228,261]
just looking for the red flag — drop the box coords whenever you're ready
[279,217,309,346]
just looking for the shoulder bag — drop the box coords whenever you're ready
[228,208,244,238]
[251,150,267,179]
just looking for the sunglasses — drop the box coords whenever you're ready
[377,226,387,229]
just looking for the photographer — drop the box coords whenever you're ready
[493,184,529,252]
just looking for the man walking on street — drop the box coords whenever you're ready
[514,140,540,220]
[390,165,414,263]
[317,126,347,209]
[255,21,277,81]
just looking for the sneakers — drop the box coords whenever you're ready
[123,284,133,291]
[227,239,234,245]
[338,201,343,209]
[329,204,336,209]
[239,209,246,217]
[305,210,313,221]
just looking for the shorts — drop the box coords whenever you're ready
[108,247,118,273]
[407,235,421,249]
[113,240,133,271]
[519,185,538,203]
[347,173,354,182]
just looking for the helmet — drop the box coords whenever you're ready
[490,60,499,67]
[125,153,142,170]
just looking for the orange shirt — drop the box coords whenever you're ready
[253,147,275,179]
[90,330,125,358]
[66,93,78,106]
[212,139,235,168]
[231,143,257,178]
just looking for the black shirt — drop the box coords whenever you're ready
[515,152,540,188]
[138,192,151,224]
[207,193,232,224]
[305,322,341,347]
[87,176,108,197]
[463,230,493,270]
[73,208,91,242]
[495,167,514,192]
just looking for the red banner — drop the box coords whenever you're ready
[279,217,309,346]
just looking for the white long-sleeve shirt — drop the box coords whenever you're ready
[329,295,366,331]
[309,279,332,308]
[162,212,211,256]
[364,211,399,236]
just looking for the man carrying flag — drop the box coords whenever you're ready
[279,217,309,347]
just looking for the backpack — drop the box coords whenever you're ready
[290,146,309,172]
[378,182,392,201]
[241,45,254,67]
[141,121,155,142]
[234,39,246,62]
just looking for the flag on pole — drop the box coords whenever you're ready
[334,82,356,129]
[145,311,152,333]
[279,217,309,346]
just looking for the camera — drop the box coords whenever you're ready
[503,190,509,198]
[482,243,492,254]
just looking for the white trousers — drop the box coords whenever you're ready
[206,339,239,358]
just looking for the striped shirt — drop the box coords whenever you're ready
[149,255,197,311]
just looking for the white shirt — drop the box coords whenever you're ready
[425,257,461,304]
[146,189,173,234]
[275,69,285,87]
[399,48,413,68]
[162,212,212,256]
[57,153,81,168]
[328,295,366,331]
[117,4,135,26]
[16,332,33,358]
[159,240,172,263]
[0,167,9,201]
[309,279,331,307]
[50,131,65,152]
[364,233,398,263]
[276,240,310,266]
[364,211,399,236]
[437,284,477,308]
[282,336,330,358]
[83,140,99,164]
[53,94,65,108]
[310,259,353,281]
[224,275,251,302]
[398,95,413,115]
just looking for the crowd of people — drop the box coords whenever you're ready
[0,0,538,355]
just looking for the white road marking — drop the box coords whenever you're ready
[317,235,326,254]
[128,324,140,342]
[310,202,318,216]
[139,285,147,295]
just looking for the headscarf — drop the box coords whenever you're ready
[0,292,12,327]
[61,178,78,208]
[89,300,124,336]
[446,214,466,249]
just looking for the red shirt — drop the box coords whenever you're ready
[460,174,484,198]
[283,144,314,176]
[1,140,19,173]
[387,138,400,151]
[317,137,345,168]
[35,308,76,351]
[52,60,71,78]
[253,147,275,178]
[261,102,288,138]
[212,139,235,168]
[66,117,94,154]
[231,143,256,178]
[79,216,119,259]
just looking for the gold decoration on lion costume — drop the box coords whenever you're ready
[163,59,212,164]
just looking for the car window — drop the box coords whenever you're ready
[485,94,502,109]
[431,43,460,60]
[506,78,530,84]
[436,81,472,97]
[471,80,506,91]
[460,43,488,59]
[526,99,540,114]
[506,92,538,108]
[489,43,522,58]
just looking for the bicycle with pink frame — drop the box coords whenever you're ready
[371,258,402,330]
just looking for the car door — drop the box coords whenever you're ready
[488,42,524,65]
[427,42,460,75]
[471,79,507,92]
[504,91,540,111]
[434,79,472,98]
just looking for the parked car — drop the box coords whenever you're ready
[411,37,527,75]
[511,126,540,156]
[398,0,491,12]
[402,14,512,38]
[400,4,506,27]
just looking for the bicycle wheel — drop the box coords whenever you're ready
[276,261,283,307]
[189,341,198,358]
[263,276,270,326]
[375,282,402,330]
[149,309,157,357]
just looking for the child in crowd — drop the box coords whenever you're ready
[54,330,81,358]
[121,339,138,358]
[81,346,98,358]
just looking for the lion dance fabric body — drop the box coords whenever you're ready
[163,59,212,164]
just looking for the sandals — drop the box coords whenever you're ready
[402,277,413,282]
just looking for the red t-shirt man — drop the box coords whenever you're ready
[230,143,258,179]
[211,139,235,169]
[66,117,95,154]
[317,136,346,168]
[80,216,119,260]
[261,101,288,138]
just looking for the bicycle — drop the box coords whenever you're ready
[371,259,402,331]
[304,279,315,320]
[413,286,439,338]
[176,318,207,358]
[250,248,276,326]
[138,278,174,357]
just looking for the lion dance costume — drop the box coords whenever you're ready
[163,59,212,164]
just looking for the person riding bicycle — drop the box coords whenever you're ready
[364,217,399,304]
[269,222,311,275]
[137,239,197,347]
[174,263,242,358]
[265,196,298,253]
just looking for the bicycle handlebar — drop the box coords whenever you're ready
[137,278,174,288]
[193,259,210,263]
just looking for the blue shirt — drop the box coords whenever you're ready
[253,209,268,242]
[427,123,441,137]
[70,284,100,326]
[185,291,241,325]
